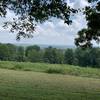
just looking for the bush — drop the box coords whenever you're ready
[14,64,23,70]
[23,68,32,71]
[45,66,65,74]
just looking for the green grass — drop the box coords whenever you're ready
[0,61,100,99]
[0,68,100,100]
[0,61,100,78]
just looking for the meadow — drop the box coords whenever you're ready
[0,61,100,100]
[0,61,100,78]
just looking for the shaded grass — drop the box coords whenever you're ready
[0,61,100,78]
[0,69,100,100]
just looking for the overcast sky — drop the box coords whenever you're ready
[0,0,91,46]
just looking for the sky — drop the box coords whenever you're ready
[0,0,92,46]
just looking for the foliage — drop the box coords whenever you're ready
[64,49,74,65]
[0,43,100,68]
[46,66,65,74]
[0,0,100,47]
[75,0,100,47]
[0,43,10,60]
[74,47,100,67]
[16,46,25,62]
[43,47,64,64]
[25,45,40,56]
[0,0,77,40]
[26,49,43,62]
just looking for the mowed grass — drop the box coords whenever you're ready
[0,61,100,78]
[0,68,100,100]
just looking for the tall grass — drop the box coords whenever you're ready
[0,61,100,78]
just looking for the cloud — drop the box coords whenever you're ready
[72,0,89,8]
[0,0,89,46]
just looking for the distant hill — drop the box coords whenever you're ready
[14,43,75,49]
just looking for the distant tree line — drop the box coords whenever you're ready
[0,43,100,68]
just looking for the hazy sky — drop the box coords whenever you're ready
[0,0,89,46]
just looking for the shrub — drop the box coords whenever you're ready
[23,68,32,71]
[45,66,65,74]
[14,64,23,70]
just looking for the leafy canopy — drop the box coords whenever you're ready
[0,0,77,39]
[75,0,100,47]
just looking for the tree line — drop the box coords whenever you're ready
[0,43,100,68]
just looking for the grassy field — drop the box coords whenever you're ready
[0,61,100,100]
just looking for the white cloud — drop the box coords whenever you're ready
[72,0,89,9]
[0,0,89,46]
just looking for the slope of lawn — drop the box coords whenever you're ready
[0,68,100,100]
[0,61,100,78]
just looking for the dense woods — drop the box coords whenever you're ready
[0,43,100,68]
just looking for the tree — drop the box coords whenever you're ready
[26,49,43,62]
[89,48,100,67]
[64,49,74,65]
[6,43,17,61]
[25,45,40,56]
[25,45,43,62]
[55,49,64,64]
[0,0,100,47]
[43,47,63,64]
[74,48,91,67]
[0,44,10,60]
[75,0,100,47]
[0,0,77,40]
[16,46,25,62]
[74,47,100,67]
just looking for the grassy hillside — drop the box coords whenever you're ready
[0,68,100,100]
[0,61,100,78]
